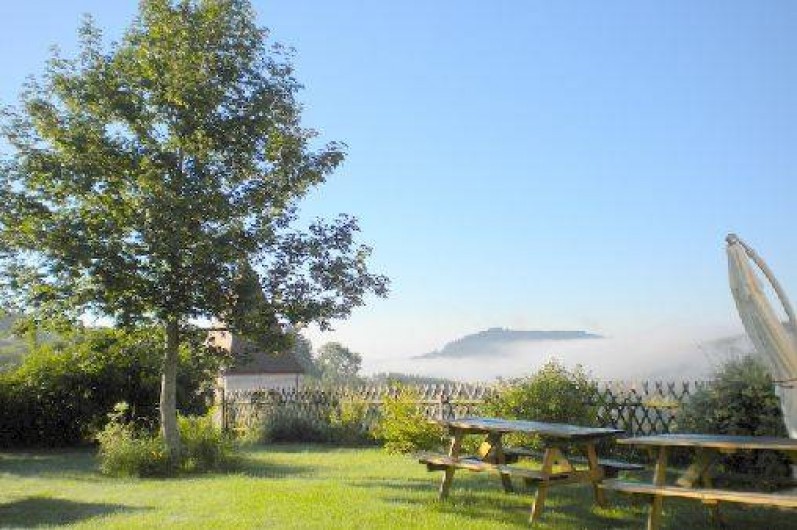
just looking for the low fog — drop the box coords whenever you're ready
[364,330,752,382]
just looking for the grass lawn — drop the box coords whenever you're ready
[0,444,793,529]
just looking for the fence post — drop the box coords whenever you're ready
[220,387,228,433]
[627,400,637,436]
[438,392,451,420]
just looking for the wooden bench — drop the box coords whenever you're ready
[418,452,589,485]
[601,479,797,509]
[503,447,644,478]
[422,418,625,524]
[612,434,797,528]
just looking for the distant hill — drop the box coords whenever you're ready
[415,327,602,359]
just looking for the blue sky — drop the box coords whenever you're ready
[2,1,795,377]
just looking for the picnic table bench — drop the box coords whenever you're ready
[417,416,628,524]
[600,434,797,529]
[501,446,644,478]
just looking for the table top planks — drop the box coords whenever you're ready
[439,416,624,440]
[618,433,797,451]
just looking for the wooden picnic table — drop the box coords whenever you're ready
[603,434,797,529]
[418,416,624,524]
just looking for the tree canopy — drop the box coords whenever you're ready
[290,333,318,378]
[0,0,388,457]
[316,342,363,384]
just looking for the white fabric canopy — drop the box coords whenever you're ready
[727,235,797,440]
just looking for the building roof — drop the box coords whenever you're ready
[210,331,306,375]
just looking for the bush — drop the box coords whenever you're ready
[375,385,445,454]
[97,403,235,477]
[241,393,375,446]
[678,355,791,488]
[257,405,334,443]
[0,347,99,447]
[96,404,173,477]
[0,326,222,448]
[178,415,235,472]
[482,360,597,449]
[328,398,377,446]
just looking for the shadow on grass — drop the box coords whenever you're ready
[0,496,143,528]
[355,469,797,529]
[651,496,797,530]
[354,474,647,528]
[0,449,97,479]
[231,455,318,479]
[349,477,441,494]
[420,491,644,528]
[1,447,321,482]
[242,443,363,454]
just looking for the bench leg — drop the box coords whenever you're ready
[700,471,726,528]
[439,430,463,499]
[584,442,607,508]
[648,446,668,530]
[704,500,725,528]
[475,433,515,493]
[676,448,717,488]
[676,448,727,528]
[486,433,514,493]
[529,448,557,524]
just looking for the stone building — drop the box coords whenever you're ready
[209,330,305,392]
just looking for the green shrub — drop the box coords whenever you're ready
[257,405,333,443]
[328,398,376,446]
[678,355,791,489]
[96,403,173,477]
[0,347,96,447]
[375,385,445,454]
[97,403,235,477]
[241,395,375,446]
[482,360,597,449]
[0,326,222,448]
[178,415,236,472]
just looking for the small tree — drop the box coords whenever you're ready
[484,360,597,424]
[678,355,791,487]
[315,342,362,384]
[0,0,388,459]
[375,384,445,453]
[290,333,318,377]
[483,360,597,449]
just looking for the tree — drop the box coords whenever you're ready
[0,0,388,459]
[316,342,362,384]
[290,333,318,377]
[678,356,791,486]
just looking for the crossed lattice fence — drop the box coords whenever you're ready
[218,380,710,436]
[589,380,711,436]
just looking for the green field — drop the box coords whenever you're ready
[0,445,792,529]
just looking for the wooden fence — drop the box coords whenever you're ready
[589,380,711,436]
[218,380,711,437]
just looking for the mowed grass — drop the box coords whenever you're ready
[0,445,793,529]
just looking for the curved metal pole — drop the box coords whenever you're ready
[726,233,797,335]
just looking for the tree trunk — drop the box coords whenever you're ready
[160,319,181,461]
